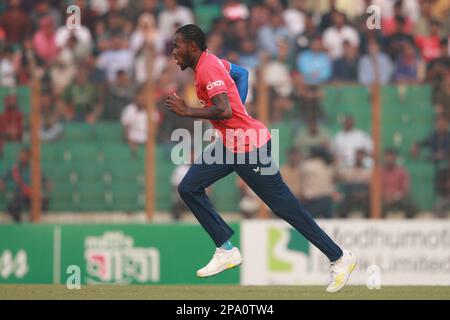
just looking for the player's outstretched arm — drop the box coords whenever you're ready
[229,63,249,104]
[165,92,232,120]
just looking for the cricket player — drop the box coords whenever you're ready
[164,24,356,292]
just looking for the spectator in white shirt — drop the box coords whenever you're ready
[97,33,133,83]
[158,0,195,42]
[323,11,359,59]
[55,25,93,60]
[130,13,165,55]
[283,0,307,38]
[121,86,149,156]
[131,13,167,84]
[332,115,373,168]
[0,47,16,88]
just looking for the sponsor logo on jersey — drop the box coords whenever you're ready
[206,80,225,91]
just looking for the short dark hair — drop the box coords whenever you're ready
[175,24,207,51]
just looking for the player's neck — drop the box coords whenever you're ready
[191,50,205,70]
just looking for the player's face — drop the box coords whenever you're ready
[172,33,190,71]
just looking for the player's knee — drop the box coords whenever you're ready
[178,178,193,198]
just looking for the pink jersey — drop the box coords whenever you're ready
[194,51,271,153]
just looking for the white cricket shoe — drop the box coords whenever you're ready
[197,247,243,278]
[326,250,357,293]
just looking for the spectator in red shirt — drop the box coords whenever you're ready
[415,19,443,63]
[381,1,413,36]
[0,0,31,45]
[381,148,417,218]
[1,94,23,142]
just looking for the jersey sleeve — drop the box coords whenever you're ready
[198,60,228,100]
[220,59,231,72]
[228,63,249,104]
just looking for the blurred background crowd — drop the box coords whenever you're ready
[0,0,449,222]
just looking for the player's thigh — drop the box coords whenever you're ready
[180,161,234,192]
[233,163,287,200]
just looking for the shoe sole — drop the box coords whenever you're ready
[197,258,243,278]
[326,258,357,293]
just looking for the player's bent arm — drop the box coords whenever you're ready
[185,93,233,120]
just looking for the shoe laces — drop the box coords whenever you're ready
[212,248,227,262]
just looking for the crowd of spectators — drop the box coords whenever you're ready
[0,0,449,219]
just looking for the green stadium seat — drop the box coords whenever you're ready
[195,5,222,31]
[94,122,124,143]
[63,123,96,142]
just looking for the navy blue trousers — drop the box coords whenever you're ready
[178,140,343,262]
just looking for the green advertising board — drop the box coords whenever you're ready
[0,225,54,284]
[0,224,240,285]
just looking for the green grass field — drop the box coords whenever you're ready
[0,285,449,300]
